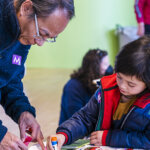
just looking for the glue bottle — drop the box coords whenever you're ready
[51,137,58,150]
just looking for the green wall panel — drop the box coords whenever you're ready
[26,0,137,69]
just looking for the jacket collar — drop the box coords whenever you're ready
[100,73,117,90]
[133,93,150,108]
[101,74,150,109]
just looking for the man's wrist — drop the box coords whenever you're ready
[18,111,35,124]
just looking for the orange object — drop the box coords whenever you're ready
[51,137,58,150]
[51,137,57,141]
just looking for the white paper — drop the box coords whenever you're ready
[29,142,46,150]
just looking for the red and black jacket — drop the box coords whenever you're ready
[57,74,150,149]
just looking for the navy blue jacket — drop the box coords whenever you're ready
[59,79,92,125]
[0,0,35,141]
[57,74,150,149]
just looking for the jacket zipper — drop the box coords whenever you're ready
[120,106,136,129]
[95,87,104,131]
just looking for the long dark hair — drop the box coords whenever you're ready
[115,35,150,89]
[15,0,75,19]
[71,48,108,94]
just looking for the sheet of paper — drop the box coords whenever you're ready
[76,144,126,150]
[28,141,143,150]
[29,142,47,150]
[76,144,143,150]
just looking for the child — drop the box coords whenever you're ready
[134,0,150,36]
[47,35,150,149]
[59,49,113,125]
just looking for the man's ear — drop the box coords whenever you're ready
[20,0,33,16]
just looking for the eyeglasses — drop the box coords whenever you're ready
[34,14,56,43]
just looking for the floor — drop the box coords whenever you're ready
[0,68,72,140]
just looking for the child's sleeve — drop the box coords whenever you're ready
[104,128,150,149]
[56,88,102,145]
[134,0,146,23]
[104,106,150,149]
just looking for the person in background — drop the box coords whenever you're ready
[59,49,113,125]
[0,0,74,149]
[134,0,150,36]
[47,36,150,149]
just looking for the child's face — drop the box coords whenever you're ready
[116,73,146,96]
[100,55,110,75]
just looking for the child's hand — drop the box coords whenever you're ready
[46,134,66,150]
[90,131,104,146]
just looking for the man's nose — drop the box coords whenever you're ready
[35,39,45,46]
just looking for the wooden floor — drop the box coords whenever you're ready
[0,68,72,140]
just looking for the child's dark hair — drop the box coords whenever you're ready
[71,48,108,94]
[115,35,150,89]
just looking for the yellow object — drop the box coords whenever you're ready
[113,98,136,120]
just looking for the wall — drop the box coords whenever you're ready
[26,0,137,69]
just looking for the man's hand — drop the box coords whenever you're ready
[0,131,28,150]
[90,131,104,146]
[18,111,45,150]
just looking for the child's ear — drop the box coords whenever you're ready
[20,0,33,16]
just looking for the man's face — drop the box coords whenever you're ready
[17,9,69,46]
